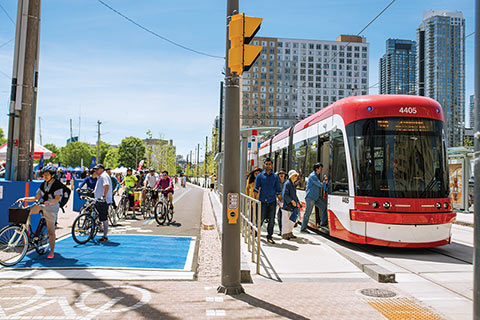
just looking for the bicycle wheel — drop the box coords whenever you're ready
[142,198,151,220]
[154,201,166,225]
[166,204,174,224]
[117,198,127,220]
[34,221,50,255]
[108,205,117,226]
[71,213,95,244]
[0,225,28,267]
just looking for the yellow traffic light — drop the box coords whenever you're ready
[228,13,262,75]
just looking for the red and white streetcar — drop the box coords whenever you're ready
[259,95,456,247]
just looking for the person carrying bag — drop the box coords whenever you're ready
[281,170,301,240]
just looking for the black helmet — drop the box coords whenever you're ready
[42,164,57,174]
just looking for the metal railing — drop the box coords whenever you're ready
[239,193,262,274]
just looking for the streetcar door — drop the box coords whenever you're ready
[327,130,361,238]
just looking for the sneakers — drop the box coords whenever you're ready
[47,253,54,259]
[98,236,109,243]
[267,238,275,244]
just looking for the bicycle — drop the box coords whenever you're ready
[0,201,51,267]
[71,194,103,244]
[116,187,131,220]
[154,189,174,225]
[141,187,156,220]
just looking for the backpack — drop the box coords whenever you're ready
[40,179,72,213]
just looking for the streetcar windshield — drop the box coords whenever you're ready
[346,117,449,198]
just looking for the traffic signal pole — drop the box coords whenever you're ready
[474,2,480,318]
[218,0,243,295]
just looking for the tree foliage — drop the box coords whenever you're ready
[58,142,92,167]
[104,148,120,168]
[0,128,6,145]
[118,137,145,168]
[43,143,59,164]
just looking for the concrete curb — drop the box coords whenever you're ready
[312,230,396,283]
[207,191,253,284]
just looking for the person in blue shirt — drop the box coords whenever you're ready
[281,170,301,240]
[77,169,98,191]
[301,163,328,232]
[253,158,282,244]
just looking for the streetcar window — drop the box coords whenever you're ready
[305,137,319,175]
[293,140,307,190]
[330,130,349,195]
[346,117,449,198]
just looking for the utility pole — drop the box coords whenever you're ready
[218,81,224,188]
[96,120,101,163]
[38,116,42,145]
[474,2,480,319]
[218,0,243,295]
[205,136,208,188]
[70,119,73,141]
[6,0,41,181]
[197,143,200,185]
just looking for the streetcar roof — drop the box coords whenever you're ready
[272,127,291,143]
[293,95,444,134]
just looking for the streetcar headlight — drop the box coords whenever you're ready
[372,201,378,209]
[444,202,449,209]
[436,202,442,210]
[383,202,391,209]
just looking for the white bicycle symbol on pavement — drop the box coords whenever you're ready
[0,284,151,319]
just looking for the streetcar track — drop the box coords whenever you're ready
[308,227,473,301]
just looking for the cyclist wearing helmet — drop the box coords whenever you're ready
[17,165,61,259]
[143,167,159,206]
[122,168,138,219]
[136,170,146,188]
[154,170,174,210]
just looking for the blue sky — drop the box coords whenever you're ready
[0,0,475,159]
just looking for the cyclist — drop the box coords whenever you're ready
[136,170,146,189]
[17,165,61,259]
[77,169,97,191]
[106,168,120,210]
[155,170,174,210]
[122,168,138,219]
[143,167,159,207]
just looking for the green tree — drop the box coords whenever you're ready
[58,142,92,167]
[104,148,120,168]
[90,141,111,165]
[43,143,59,164]
[118,137,145,168]
[0,128,6,145]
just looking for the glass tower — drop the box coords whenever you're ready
[417,10,465,147]
[379,39,416,95]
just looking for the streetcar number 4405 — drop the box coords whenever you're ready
[399,107,417,114]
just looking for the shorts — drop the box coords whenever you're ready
[128,193,135,207]
[151,191,158,201]
[162,190,174,196]
[95,201,109,222]
[210,183,214,189]
[41,206,58,224]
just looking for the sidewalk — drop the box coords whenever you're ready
[204,190,449,320]
[455,211,474,227]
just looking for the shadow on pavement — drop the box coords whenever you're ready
[233,293,310,320]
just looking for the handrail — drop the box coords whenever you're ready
[239,193,262,274]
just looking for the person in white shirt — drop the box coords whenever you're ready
[93,164,112,242]
[143,167,160,206]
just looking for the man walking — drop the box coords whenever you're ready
[253,158,282,244]
[301,163,327,233]
[93,164,113,242]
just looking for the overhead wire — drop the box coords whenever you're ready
[95,0,224,59]
[0,2,15,25]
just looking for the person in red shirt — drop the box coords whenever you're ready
[154,170,174,210]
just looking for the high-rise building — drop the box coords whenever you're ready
[468,94,474,129]
[240,35,369,128]
[379,39,416,95]
[417,10,465,147]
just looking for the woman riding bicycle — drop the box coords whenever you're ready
[17,164,61,259]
